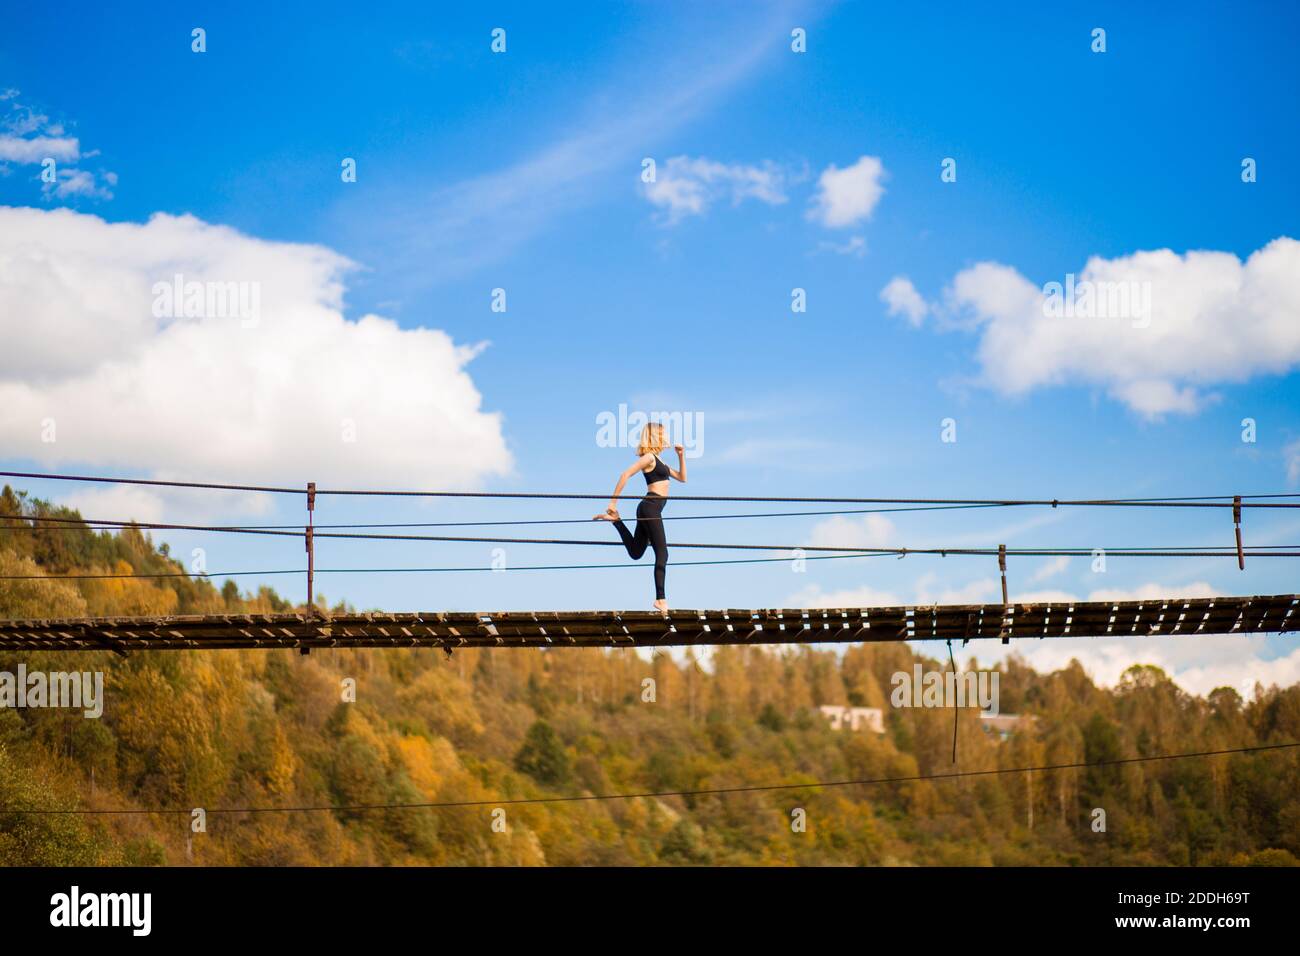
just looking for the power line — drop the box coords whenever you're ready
[270,530,1300,558]
[0,470,298,495]
[8,547,1300,581]
[0,552,900,581]
[9,513,1299,555]
[0,501,1016,531]
[8,511,1299,551]
[4,742,1294,817]
[317,490,1300,508]
[4,468,1297,508]
[5,520,1299,557]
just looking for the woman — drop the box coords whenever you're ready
[593,423,687,613]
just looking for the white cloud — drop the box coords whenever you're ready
[1028,555,1070,583]
[784,574,1292,695]
[787,583,903,609]
[815,235,866,257]
[61,485,169,525]
[787,574,1222,616]
[0,207,512,506]
[940,238,1300,418]
[711,437,835,465]
[807,155,886,228]
[1008,636,1300,699]
[0,134,80,164]
[1083,580,1218,602]
[1285,439,1300,485]
[880,276,928,326]
[642,156,788,224]
[0,91,114,201]
[43,167,114,201]
[341,16,788,287]
[806,513,895,550]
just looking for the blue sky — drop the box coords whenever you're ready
[2,1,1298,692]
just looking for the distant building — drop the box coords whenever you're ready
[980,713,1036,741]
[819,705,885,733]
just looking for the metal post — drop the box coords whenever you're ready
[303,481,316,655]
[998,544,1010,644]
[306,481,316,609]
[1233,495,1244,571]
[998,544,1008,604]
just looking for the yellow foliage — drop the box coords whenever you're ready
[0,549,88,618]
[396,734,461,798]
[80,560,179,617]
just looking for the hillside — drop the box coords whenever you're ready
[1,485,1297,866]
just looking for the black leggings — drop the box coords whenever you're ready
[613,493,668,599]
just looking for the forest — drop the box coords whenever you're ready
[1,484,1297,866]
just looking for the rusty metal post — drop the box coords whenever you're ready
[303,482,316,655]
[1233,495,1244,570]
[998,544,1008,605]
[306,482,317,608]
[998,544,1010,644]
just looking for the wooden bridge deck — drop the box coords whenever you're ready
[0,594,1295,654]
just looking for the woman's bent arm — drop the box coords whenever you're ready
[670,444,687,482]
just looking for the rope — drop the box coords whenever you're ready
[3,742,1293,816]
[4,469,1298,508]
[3,513,1298,558]
[0,552,897,581]
[0,502,1013,530]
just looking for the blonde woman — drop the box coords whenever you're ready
[593,423,687,612]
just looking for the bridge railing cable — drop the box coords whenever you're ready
[2,742,1295,817]
[3,513,1299,558]
[3,468,1298,508]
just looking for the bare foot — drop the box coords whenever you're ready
[592,507,620,521]
[654,599,669,614]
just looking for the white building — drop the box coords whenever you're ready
[980,713,1036,741]
[819,705,885,733]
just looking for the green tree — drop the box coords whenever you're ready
[514,721,570,787]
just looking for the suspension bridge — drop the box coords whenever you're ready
[1,468,1297,654]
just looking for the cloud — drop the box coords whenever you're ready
[0,91,114,201]
[1083,580,1218,603]
[807,155,886,228]
[787,583,903,609]
[643,156,788,224]
[1028,555,1070,583]
[880,276,928,326]
[815,235,866,257]
[785,574,1290,695]
[61,485,169,525]
[787,574,1221,614]
[43,167,115,201]
[338,13,790,287]
[0,134,80,164]
[710,436,835,465]
[0,207,512,506]
[1008,635,1300,699]
[1286,439,1300,485]
[937,238,1300,418]
[806,513,895,549]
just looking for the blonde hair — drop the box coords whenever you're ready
[637,422,668,457]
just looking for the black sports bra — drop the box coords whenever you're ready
[643,454,671,484]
